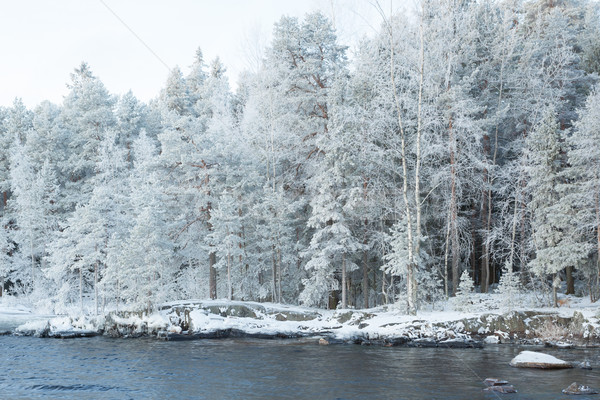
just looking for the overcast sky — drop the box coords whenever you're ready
[0,0,406,108]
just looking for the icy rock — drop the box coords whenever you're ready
[544,340,573,349]
[168,325,182,334]
[509,351,572,369]
[578,361,592,370]
[483,385,517,393]
[318,338,329,345]
[562,382,599,395]
[483,378,510,386]
[484,335,500,344]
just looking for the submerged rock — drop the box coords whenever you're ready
[483,385,517,393]
[544,340,573,349]
[578,361,592,370]
[483,378,510,386]
[562,382,599,395]
[509,351,572,369]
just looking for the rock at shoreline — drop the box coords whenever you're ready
[509,350,572,369]
[562,382,599,395]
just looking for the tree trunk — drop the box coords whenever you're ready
[387,2,423,316]
[565,266,574,295]
[227,251,232,301]
[449,116,460,296]
[30,237,35,293]
[209,252,217,300]
[552,273,558,307]
[595,188,600,301]
[271,246,277,303]
[341,254,347,309]
[79,268,83,315]
[444,214,450,299]
[207,201,217,300]
[362,248,369,309]
[94,261,99,315]
[481,159,490,293]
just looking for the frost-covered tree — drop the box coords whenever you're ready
[452,270,474,312]
[526,109,577,307]
[301,80,365,309]
[9,140,58,296]
[564,86,600,301]
[60,62,116,210]
[48,131,128,314]
[497,262,521,311]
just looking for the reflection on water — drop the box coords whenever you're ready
[0,335,599,399]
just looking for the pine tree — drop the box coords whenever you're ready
[452,270,474,312]
[9,140,58,295]
[497,262,521,311]
[526,108,577,307]
[564,86,600,301]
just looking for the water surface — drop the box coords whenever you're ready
[1,336,599,399]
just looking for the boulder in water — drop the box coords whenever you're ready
[483,385,517,393]
[578,361,592,370]
[509,351,572,369]
[483,378,510,387]
[562,382,599,395]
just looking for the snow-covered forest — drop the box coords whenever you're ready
[1,0,600,316]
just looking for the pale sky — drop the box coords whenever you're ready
[0,0,401,108]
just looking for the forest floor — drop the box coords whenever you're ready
[1,293,599,347]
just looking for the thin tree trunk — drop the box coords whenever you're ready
[30,237,35,293]
[412,1,425,312]
[116,277,120,313]
[227,250,232,301]
[79,268,83,315]
[481,144,490,293]
[382,271,388,305]
[595,187,600,302]
[209,252,217,300]
[552,273,558,307]
[386,2,422,316]
[363,248,369,309]
[449,116,460,295]
[341,254,347,309]
[444,214,450,299]
[272,245,277,303]
[277,248,282,303]
[94,261,98,315]
[207,201,217,300]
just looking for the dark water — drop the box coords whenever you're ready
[1,336,599,399]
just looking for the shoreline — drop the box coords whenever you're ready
[2,298,599,348]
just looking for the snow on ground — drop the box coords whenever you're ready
[2,293,599,344]
[0,300,51,333]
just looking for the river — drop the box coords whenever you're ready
[0,336,599,399]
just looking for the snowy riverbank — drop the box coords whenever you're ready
[2,295,600,347]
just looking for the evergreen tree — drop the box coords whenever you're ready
[452,270,474,312]
[526,109,577,306]
[497,262,521,311]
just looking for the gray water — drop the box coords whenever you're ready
[1,336,599,399]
